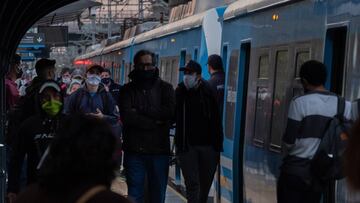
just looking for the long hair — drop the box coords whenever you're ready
[38,114,117,199]
[345,119,360,190]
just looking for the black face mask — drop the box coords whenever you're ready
[101,78,111,85]
[135,69,158,80]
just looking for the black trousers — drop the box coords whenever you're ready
[277,173,322,203]
[179,146,219,203]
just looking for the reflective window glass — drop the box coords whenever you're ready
[258,55,269,79]
[270,50,290,149]
[224,50,239,139]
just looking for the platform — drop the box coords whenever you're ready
[111,177,186,203]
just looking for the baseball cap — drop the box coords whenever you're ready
[179,60,202,74]
[39,80,61,94]
[71,68,85,79]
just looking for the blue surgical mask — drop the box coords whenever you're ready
[62,77,71,85]
[183,74,198,89]
[86,74,101,86]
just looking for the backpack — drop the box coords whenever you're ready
[310,97,351,187]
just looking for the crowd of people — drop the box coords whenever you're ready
[4,51,225,203]
[4,49,360,203]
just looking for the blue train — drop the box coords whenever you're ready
[74,0,360,202]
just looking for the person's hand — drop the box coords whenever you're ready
[87,108,104,119]
[7,192,17,203]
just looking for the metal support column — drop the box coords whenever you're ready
[0,57,9,203]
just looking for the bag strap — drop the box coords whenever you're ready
[336,96,346,118]
[75,185,107,203]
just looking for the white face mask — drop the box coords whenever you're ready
[183,74,198,89]
[86,74,101,86]
[62,77,71,85]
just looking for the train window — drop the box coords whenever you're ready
[224,49,240,139]
[160,58,167,79]
[194,48,198,61]
[222,45,228,71]
[258,55,269,79]
[253,87,270,145]
[165,60,172,83]
[295,51,310,78]
[171,57,179,87]
[270,50,290,151]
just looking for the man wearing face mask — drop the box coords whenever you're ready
[119,50,175,203]
[101,69,122,107]
[7,80,64,202]
[175,60,223,203]
[64,65,119,127]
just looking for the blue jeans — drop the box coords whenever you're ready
[124,152,169,203]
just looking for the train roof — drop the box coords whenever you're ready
[134,11,206,44]
[75,11,207,60]
[224,0,295,20]
[102,37,134,55]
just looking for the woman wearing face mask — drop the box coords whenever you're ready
[7,80,64,202]
[175,60,224,203]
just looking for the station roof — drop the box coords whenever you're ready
[0,0,78,74]
[34,0,102,26]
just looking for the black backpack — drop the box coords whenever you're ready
[310,97,351,187]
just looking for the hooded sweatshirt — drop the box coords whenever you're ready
[7,89,63,193]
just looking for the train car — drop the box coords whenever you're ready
[73,0,360,202]
[221,0,360,202]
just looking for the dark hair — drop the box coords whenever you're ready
[207,54,223,71]
[60,67,71,76]
[38,114,117,199]
[299,60,327,86]
[35,58,56,76]
[87,65,104,75]
[345,119,360,190]
[102,69,111,74]
[133,49,154,67]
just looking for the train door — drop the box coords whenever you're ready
[233,42,251,203]
[323,25,348,203]
[324,26,347,95]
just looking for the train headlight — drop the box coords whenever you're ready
[272,14,279,21]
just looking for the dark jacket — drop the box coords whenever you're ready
[20,76,45,118]
[107,79,122,106]
[6,78,50,147]
[119,75,175,155]
[175,80,223,153]
[8,113,63,193]
[208,71,225,117]
[64,84,119,125]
